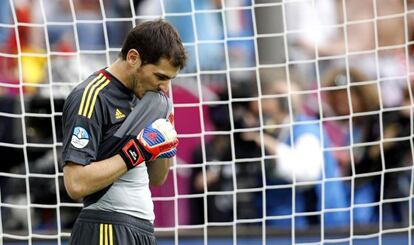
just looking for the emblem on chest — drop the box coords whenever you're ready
[115,108,126,119]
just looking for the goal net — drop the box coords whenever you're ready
[0,0,413,244]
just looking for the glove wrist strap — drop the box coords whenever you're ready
[119,139,145,169]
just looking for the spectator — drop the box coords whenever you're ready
[287,0,411,108]
[243,80,348,228]
[190,81,262,224]
[323,66,412,225]
[189,90,233,224]
[190,133,233,224]
[322,66,382,224]
[372,86,412,225]
[287,0,407,57]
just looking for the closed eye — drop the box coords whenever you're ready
[154,73,171,81]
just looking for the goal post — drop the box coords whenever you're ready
[0,0,413,244]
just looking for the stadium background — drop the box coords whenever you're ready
[1,0,414,244]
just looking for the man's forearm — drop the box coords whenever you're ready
[63,155,128,200]
[147,158,172,186]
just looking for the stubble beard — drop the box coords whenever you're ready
[131,76,144,99]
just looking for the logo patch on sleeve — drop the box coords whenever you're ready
[71,126,90,149]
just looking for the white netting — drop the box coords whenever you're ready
[0,0,413,244]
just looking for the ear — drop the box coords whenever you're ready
[126,49,142,67]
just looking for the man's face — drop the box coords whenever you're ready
[132,58,179,99]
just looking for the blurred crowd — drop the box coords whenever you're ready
[1,0,414,238]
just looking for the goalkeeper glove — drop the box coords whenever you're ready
[119,118,179,170]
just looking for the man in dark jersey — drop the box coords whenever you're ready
[62,19,186,245]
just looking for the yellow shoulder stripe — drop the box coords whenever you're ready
[78,73,103,116]
[85,79,111,118]
[80,76,108,118]
[77,73,110,118]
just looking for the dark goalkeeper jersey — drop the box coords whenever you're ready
[62,69,173,221]
[62,69,135,164]
[62,69,136,205]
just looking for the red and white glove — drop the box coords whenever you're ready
[119,118,178,169]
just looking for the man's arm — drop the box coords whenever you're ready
[63,117,177,200]
[63,155,127,200]
[146,158,172,186]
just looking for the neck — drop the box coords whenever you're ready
[106,59,133,90]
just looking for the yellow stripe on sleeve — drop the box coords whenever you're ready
[78,73,103,116]
[109,224,113,245]
[81,76,108,117]
[85,79,110,118]
[99,224,103,245]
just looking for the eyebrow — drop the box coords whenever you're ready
[154,72,175,80]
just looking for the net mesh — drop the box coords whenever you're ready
[0,0,413,244]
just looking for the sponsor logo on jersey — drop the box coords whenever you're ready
[115,108,125,119]
[71,126,90,149]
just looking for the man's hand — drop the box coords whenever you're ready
[119,118,178,169]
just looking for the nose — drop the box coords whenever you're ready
[158,81,170,94]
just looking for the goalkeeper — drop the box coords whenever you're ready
[61,19,186,245]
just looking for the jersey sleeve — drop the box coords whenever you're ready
[113,91,172,138]
[61,88,106,166]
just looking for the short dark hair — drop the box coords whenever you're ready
[120,19,187,69]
